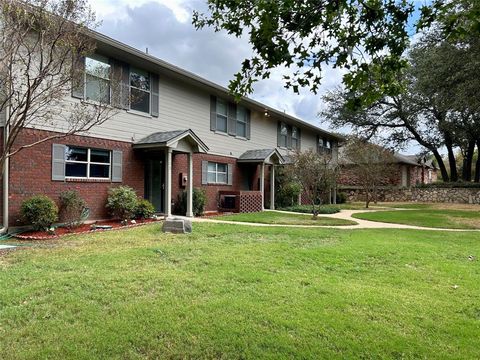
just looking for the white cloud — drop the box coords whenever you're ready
[89,0,421,154]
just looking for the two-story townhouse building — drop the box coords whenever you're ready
[2,30,341,228]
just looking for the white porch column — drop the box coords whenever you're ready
[165,148,172,217]
[186,152,194,217]
[270,164,275,210]
[260,162,265,210]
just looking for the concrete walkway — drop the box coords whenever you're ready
[193,209,480,232]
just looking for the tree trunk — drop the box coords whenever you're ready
[365,189,370,209]
[432,149,449,182]
[445,136,458,182]
[475,140,480,183]
[462,140,475,182]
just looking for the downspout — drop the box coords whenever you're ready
[0,104,9,234]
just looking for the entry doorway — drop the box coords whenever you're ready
[145,158,164,213]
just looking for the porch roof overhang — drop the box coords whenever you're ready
[132,129,209,153]
[237,148,285,164]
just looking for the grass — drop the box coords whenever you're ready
[278,204,340,214]
[353,209,480,229]
[1,223,480,359]
[218,211,356,226]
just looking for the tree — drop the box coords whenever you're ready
[323,29,480,183]
[0,0,116,173]
[193,0,479,107]
[284,149,337,218]
[342,139,396,208]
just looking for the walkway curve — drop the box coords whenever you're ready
[192,209,480,232]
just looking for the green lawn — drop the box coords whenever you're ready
[353,209,480,229]
[218,211,356,226]
[1,223,479,359]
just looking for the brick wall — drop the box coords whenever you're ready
[5,128,271,225]
[8,128,144,226]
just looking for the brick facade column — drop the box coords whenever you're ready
[186,152,193,217]
[270,164,275,210]
[260,162,265,210]
[165,148,172,217]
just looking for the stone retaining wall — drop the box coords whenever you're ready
[341,186,480,204]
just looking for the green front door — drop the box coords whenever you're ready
[145,159,164,213]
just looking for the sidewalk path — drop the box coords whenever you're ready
[192,209,480,232]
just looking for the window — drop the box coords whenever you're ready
[279,122,288,148]
[236,105,247,138]
[130,67,150,113]
[291,126,299,149]
[207,162,228,184]
[85,55,111,103]
[216,98,228,133]
[65,146,111,179]
[318,137,333,153]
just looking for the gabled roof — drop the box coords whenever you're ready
[90,30,342,142]
[238,148,285,164]
[133,129,209,153]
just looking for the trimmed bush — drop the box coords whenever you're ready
[20,195,58,231]
[106,186,138,220]
[135,198,156,219]
[59,190,86,229]
[173,188,206,216]
[279,204,340,214]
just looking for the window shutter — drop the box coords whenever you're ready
[110,59,122,108]
[246,109,251,139]
[297,128,301,150]
[202,161,208,185]
[151,73,160,117]
[227,164,233,185]
[71,55,85,99]
[228,102,236,136]
[112,150,123,182]
[52,144,66,181]
[277,122,281,147]
[210,96,217,131]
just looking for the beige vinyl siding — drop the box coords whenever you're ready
[24,72,335,159]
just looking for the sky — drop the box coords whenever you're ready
[91,0,424,154]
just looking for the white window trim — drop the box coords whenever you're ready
[207,162,228,184]
[65,147,112,180]
[279,122,288,148]
[129,67,151,114]
[84,55,111,104]
[236,106,247,138]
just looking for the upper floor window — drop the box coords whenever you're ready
[130,67,150,113]
[318,137,333,153]
[236,105,248,138]
[216,98,228,133]
[279,122,288,148]
[291,126,299,149]
[85,55,111,103]
[65,146,111,179]
[207,162,228,184]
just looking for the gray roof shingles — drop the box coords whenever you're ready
[135,130,187,145]
[238,149,276,161]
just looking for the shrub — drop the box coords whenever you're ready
[20,195,58,231]
[173,188,206,216]
[59,190,86,229]
[335,191,347,204]
[135,198,156,219]
[279,204,340,214]
[274,166,302,208]
[106,186,138,220]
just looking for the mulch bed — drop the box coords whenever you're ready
[15,218,163,240]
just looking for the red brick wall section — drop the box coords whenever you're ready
[171,153,246,212]
[8,128,144,226]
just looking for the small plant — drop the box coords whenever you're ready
[335,191,347,204]
[173,188,206,216]
[59,190,86,229]
[106,186,138,220]
[135,198,156,219]
[20,195,58,231]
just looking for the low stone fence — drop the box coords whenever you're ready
[340,186,480,204]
